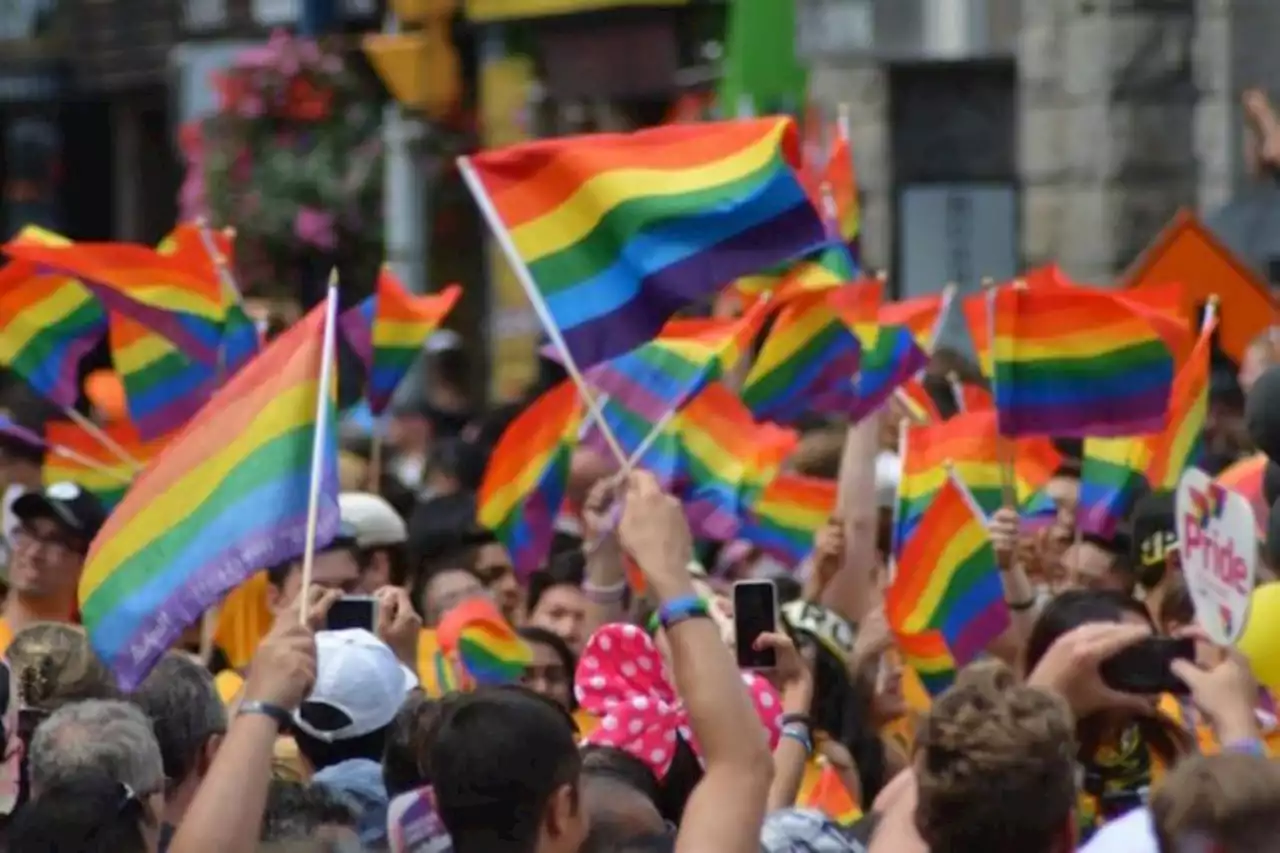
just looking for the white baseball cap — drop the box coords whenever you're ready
[294,629,418,743]
[340,492,408,549]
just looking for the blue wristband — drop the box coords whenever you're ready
[1225,738,1267,758]
[657,595,710,631]
[781,722,813,755]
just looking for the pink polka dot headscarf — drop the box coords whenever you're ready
[574,623,783,778]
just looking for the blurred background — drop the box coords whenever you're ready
[2,0,1279,409]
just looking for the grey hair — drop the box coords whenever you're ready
[29,699,165,797]
[131,653,227,785]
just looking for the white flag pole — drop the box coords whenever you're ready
[297,271,340,623]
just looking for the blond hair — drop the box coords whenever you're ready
[1152,751,1280,852]
[914,661,1077,853]
[7,623,118,712]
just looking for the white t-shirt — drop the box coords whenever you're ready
[1079,808,1158,853]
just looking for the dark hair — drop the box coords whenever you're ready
[1024,589,1192,767]
[292,710,392,774]
[260,779,358,843]
[356,540,414,588]
[131,653,227,786]
[5,772,154,853]
[430,687,581,853]
[527,552,585,614]
[426,437,486,493]
[517,626,578,711]
[266,561,294,589]
[579,745,660,805]
[383,693,443,797]
[803,629,888,806]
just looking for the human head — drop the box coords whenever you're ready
[8,623,118,713]
[383,692,442,797]
[4,770,161,853]
[527,552,589,654]
[29,700,165,801]
[265,522,363,612]
[131,653,226,807]
[430,687,585,853]
[472,538,522,625]
[260,778,360,850]
[518,626,577,712]
[913,662,1077,853]
[1151,751,1280,852]
[1061,534,1135,595]
[579,747,665,853]
[340,491,411,592]
[291,629,418,773]
[414,555,488,627]
[1129,491,1179,592]
[8,482,106,603]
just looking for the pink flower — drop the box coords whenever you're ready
[294,207,337,251]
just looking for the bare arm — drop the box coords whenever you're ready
[823,410,884,622]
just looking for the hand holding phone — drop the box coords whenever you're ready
[1100,637,1195,695]
[324,595,380,633]
[733,580,779,670]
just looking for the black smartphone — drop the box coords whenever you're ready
[733,580,779,670]
[324,595,379,632]
[1100,637,1195,695]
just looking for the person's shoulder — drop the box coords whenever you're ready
[1078,808,1157,853]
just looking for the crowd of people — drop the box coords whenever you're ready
[0,324,1275,853]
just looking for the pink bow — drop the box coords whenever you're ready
[575,623,783,778]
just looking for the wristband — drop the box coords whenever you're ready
[781,722,814,755]
[779,712,814,729]
[582,579,628,605]
[238,700,292,730]
[1006,596,1037,612]
[657,595,710,632]
[1224,738,1267,758]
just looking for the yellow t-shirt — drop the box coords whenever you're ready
[0,619,13,659]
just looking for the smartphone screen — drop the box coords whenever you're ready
[1099,637,1194,695]
[325,596,379,633]
[733,580,779,670]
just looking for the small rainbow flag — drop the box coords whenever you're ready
[43,420,167,508]
[849,323,930,422]
[894,628,957,697]
[460,117,828,368]
[1146,317,1214,491]
[734,241,859,308]
[991,286,1175,437]
[79,302,340,690]
[0,260,106,408]
[437,598,532,687]
[340,267,461,414]
[879,293,948,352]
[477,380,585,575]
[740,474,837,566]
[108,313,216,441]
[1078,437,1152,539]
[895,410,1060,548]
[5,227,227,365]
[1020,488,1059,532]
[797,759,861,825]
[825,122,860,263]
[896,375,944,423]
[742,288,863,423]
[1215,453,1266,537]
[887,473,1010,679]
[587,304,766,421]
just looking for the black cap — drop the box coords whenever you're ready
[1130,491,1178,571]
[12,482,107,544]
[325,520,359,553]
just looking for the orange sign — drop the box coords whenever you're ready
[1123,209,1276,363]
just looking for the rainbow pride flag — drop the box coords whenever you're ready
[437,599,532,687]
[1020,488,1060,532]
[341,267,461,414]
[888,474,1009,682]
[879,292,948,352]
[5,227,227,365]
[797,759,861,825]
[1146,317,1214,491]
[587,305,766,421]
[0,260,106,408]
[896,375,943,423]
[742,289,863,423]
[895,410,1060,549]
[108,314,216,441]
[825,121,860,262]
[991,286,1175,437]
[849,324,929,422]
[1078,436,1152,539]
[79,303,340,690]
[43,420,167,508]
[893,629,957,697]
[740,474,837,566]
[477,381,585,575]
[460,117,828,368]
[734,241,859,308]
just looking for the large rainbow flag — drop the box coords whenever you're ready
[460,117,828,368]
[79,303,340,690]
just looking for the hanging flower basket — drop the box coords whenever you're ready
[179,30,385,299]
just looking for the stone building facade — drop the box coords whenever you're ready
[802,0,1277,290]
